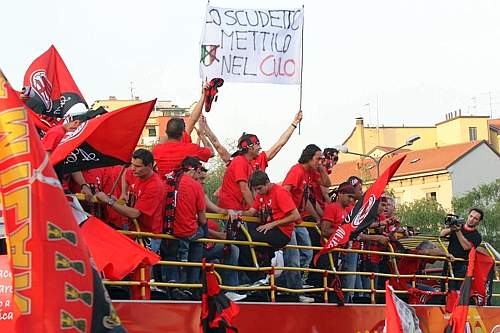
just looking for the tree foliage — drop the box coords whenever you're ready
[397,198,448,235]
[452,178,500,250]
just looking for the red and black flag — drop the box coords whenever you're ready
[200,263,239,333]
[23,45,87,119]
[471,250,494,306]
[385,282,423,333]
[0,69,126,332]
[80,216,160,280]
[444,247,476,333]
[49,100,155,174]
[313,155,406,264]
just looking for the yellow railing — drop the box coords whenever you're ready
[71,195,499,304]
[99,212,499,304]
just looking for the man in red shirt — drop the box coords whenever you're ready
[282,144,331,274]
[308,183,355,287]
[95,149,165,252]
[218,134,262,211]
[161,157,207,287]
[153,117,213,179]
[199,111,303,170]
[241,171,314,302]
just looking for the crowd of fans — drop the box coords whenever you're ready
[28,84,489,304]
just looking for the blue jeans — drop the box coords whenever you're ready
[162,227,204,283]
[341,252,358,303]
[205,243,239,286]
[280,230,302,289]
[295,226,312,268]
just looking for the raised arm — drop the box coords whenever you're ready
[195,125,215,157]
[185,82,209,135]
[199,116,231,163]
[264,111,302,161]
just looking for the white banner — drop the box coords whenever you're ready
[199,6,304,84]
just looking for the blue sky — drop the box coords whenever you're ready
[2,0,500,179]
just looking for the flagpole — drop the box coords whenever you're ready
[108,165,127,196]
[298,5,305,135]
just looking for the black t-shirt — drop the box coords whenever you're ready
[447,227,482,259]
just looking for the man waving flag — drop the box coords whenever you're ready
[314,155,406,264]
[0,68,127,332]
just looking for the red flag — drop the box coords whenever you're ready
[385,282,422,333]
[23,45,87,120]
[444,247,476,333]
[0,69,126,332]
[50,100,155,174]
[200,263,239,333]
[313,155,406,264]
[471,250,494,306]
[81,216,159,280]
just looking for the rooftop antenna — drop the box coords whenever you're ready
[129,81,135,100]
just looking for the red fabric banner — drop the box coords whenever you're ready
[0,69,125,332]
[471,250,494,306]
[81,216,159,280]
[444,247,476,333]
[49,100,155,173]
[200,264,239,333]
[314,155,406,264]
[23,45,87,120]
[385,282,422,333]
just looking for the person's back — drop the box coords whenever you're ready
[153,141,211,179]
[173,173,206,238]
[153,117,211,179]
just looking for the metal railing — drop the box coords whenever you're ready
[97,212,500,304]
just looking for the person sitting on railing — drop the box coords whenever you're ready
[95,149,165,253]
[195,167,247,301]
[240,171,314,303]
[440,208,483,290]
[283,144,331,281]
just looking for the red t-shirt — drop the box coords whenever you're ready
[41,125,66,151]
[282,163,314,216]
[252,184,296,238]
[218,155,254,210]
[126,172,165,234]
[310,170,325,210]
[173,174,206,238]
[322,202,348,232]
[153,141,211,179]
[250,152,268,171]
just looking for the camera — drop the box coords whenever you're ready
[444,214,465,227]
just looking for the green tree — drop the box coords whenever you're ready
[204,156,226,203]
[397,198,448,234]
[452,178,500,250]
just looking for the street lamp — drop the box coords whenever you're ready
[335,135,421,177]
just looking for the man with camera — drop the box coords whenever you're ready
[440,208,483,290]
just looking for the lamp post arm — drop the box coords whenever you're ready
[376,143,408,177]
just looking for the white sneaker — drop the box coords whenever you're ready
[299,295,315,303]
[252,277,269,287]
[225,292,247,302]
